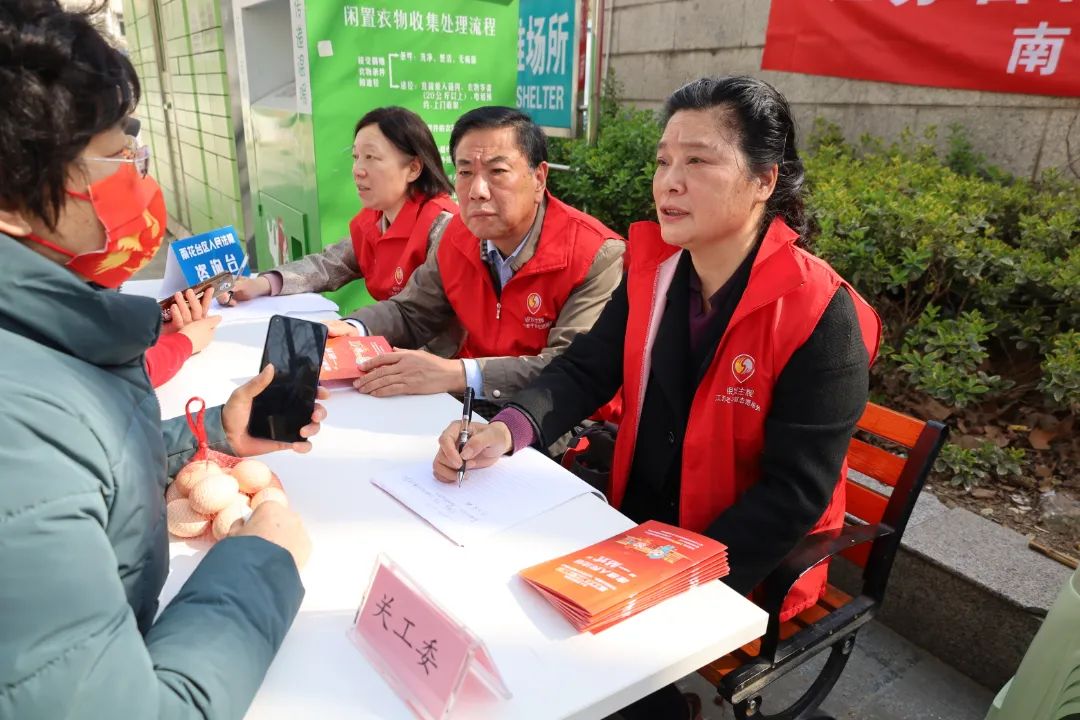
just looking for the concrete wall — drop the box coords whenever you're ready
[603,0,1080,179]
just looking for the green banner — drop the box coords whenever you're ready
[306,0,519,262]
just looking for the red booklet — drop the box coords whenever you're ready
[320,335,393,380]
[519,520,729,632]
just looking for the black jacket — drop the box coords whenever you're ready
[509,251,869,595]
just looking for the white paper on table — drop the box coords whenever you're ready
[371,450,602,547]
[210,293,339,325]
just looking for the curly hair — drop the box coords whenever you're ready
[0,0,140,229]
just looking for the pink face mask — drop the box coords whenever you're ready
[26,161,167,288]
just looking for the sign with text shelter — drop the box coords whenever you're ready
[763,0,1079,98]
[517,0,582,135]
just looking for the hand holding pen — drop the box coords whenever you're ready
[217,254,272,305]
[223,254,250,304]
[431,392,513,485]
[456,388,474,487]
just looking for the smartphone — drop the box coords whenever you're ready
[248,315,329,443]
[158,271,236,321]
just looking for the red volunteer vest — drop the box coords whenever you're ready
[350,193,457,301]
[438,192,623,418]
[613,217,882,620]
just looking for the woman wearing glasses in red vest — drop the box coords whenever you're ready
[433,76,882,719]
[221,106,457,306]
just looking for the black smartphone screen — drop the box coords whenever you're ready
[248,315,328,443]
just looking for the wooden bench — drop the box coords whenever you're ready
[697,402,948,720]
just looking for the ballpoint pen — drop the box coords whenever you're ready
[224,253,249,304]
[456,387,474,487]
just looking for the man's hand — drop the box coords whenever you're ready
[216,275,272,305]
[323,319,360,338]
[353,349,465,397]
[432,420,512,483]
[222,364,330,456]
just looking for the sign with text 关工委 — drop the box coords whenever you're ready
[349,555,510,720]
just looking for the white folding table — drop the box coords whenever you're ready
[132,283,767,719]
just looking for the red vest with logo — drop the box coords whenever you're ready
[613,217,881,620]
[350,193,457,301]
[438,193,623,417]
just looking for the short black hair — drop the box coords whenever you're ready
[665,76,807,239]
[449,106,547,169]
[355,106,453,199]
[0,0,141,229]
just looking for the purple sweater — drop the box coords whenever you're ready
[493,262,737,451]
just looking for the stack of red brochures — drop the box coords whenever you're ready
[320,335,393,380]
[519,520,729,632]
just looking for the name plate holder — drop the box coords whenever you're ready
[349,554,511,720]
[161,224,248,295]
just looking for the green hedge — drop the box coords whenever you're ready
[805,123,1079,414]
[548,80,659,236]
[549,97,1079,488]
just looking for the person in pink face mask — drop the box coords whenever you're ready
[0,2,329,717]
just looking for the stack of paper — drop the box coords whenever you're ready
[371,451,601,547]
[519,520,729,633]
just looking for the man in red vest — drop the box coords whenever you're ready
[326,107,624,417]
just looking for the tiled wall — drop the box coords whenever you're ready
[123,0,245,237]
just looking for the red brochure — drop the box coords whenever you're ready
[321,335,393,380]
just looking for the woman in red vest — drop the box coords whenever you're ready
[433,77,881,719]
[221,106,457,304]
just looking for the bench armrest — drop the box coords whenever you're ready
[757,523,893,661]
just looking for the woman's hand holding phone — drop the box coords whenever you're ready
[219,316,329,572]
[215,316,330,570]
[222,364,330,456]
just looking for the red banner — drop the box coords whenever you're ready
[763,0,1079,98]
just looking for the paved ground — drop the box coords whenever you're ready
[603,619,994,720]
